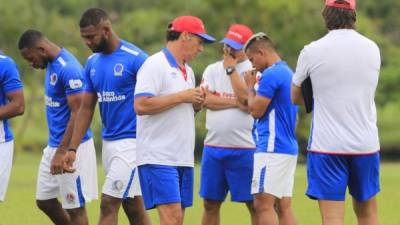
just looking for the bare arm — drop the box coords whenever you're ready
[135,87,204,115]
[69,92,97,150]
[0,90,24,120]
[244,71,271,118]
[291,83,304,105]
[202,88,237,110]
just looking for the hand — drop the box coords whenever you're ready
[180,87,205,104]
[223,45,238,69]
[237,100,249,113]
[244,70,257,88]
[50,148,67,175]
[62,151,77,173]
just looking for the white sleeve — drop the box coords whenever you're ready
[292,47,311,87]
[201,65,215,92]
[134,58,162,97]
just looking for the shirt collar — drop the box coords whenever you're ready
[162,47,179,69]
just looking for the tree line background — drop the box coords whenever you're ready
[1,0,399,160]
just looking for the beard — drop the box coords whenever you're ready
[92,36,108,53]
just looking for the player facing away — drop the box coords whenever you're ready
[291,1,381,225]
[134,16,215,225]
[242,32,299,225]
[0,52,25,203]
[18,29,98,225]
[199,24,258,225]
[62,8,151,225]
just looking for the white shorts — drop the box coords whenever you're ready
[251,152,297,198]
[36,138,98,209]
[0,140,13,202]
[102,138,141,199]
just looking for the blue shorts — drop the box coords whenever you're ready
[138,165,194,210]
[199,146,255,202]
[306,152,380,202]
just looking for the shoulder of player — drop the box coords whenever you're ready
[119,40,147,57]
[202,60,223,76]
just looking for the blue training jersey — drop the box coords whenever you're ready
[254,61,298,155]
[45,48,92,147]
[84,40,148,140]
[0,54,23,143]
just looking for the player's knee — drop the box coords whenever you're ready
[276,199,293,215]
[253,197,274,214]
[36,200,54,212]
[100,198,119,215]
[203,199,221,213]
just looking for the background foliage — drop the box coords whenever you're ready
[1,0,399,158]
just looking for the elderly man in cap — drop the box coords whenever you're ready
[199,24,257,225]
[134,15,215,225]
[291,1,381,225]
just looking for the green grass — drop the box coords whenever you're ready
[0,152,399,225]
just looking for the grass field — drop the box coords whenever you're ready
[0,152,399,225]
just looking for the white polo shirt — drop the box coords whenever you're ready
[134,48,195,167]
[293,29,381,154]
[201,60,255,149]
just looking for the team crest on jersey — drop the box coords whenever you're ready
[50,73,58,85]
[112,180,124,192]
[170,71,178,79]
[65,193,75,203]
[90,68,96,76]
[114,63,124,76]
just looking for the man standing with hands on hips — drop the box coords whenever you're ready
[291,1,381,225]
[134,15,215,225]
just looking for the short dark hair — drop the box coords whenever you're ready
[245,34,275,53]
[322,0,356,30]
[79,8,109,28]
[18,29,44,50]
[166,23,181,41]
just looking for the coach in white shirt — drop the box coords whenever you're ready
[134,15,215,225]
[291,1,381,225]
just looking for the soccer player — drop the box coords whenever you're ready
[291,1,381,225]
[0,52,25,203]
[63,8,151,225]
[199,24,257,225]
[18,29,97,225]
[242,32,299,225]
[134,15,215,225]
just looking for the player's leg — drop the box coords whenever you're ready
[139,165,193,225]
[306,152,348,225]
[100,139,149,225]
[202,199,222,225]
[274,155,297,225]
[60,138,98,225]
[122,197,151,225]
[199,146,228,225]
[349,153,380,225]
[253,193,278,225]
[36,146,70,224]
[276,197,297,225]
[0,140,14,202]
[225,149,256,225]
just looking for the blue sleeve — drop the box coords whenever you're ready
[0,58,23,94]
[61,65,85,96]
[257,69,281,99]
[131,51,148,75]
[83,60,95,93]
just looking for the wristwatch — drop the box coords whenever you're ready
[225,66,236,76]
[67,148,77,153]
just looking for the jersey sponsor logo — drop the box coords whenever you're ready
[114,63,124,76]
[45,96,60,107]
[97,91,126,103]
[50,73,58,85]
[90,68,96,76]
[69,79,83,89]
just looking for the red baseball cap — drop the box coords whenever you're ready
[325,0,356,10]
[169,15,215,43]
[220,24,253,50]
